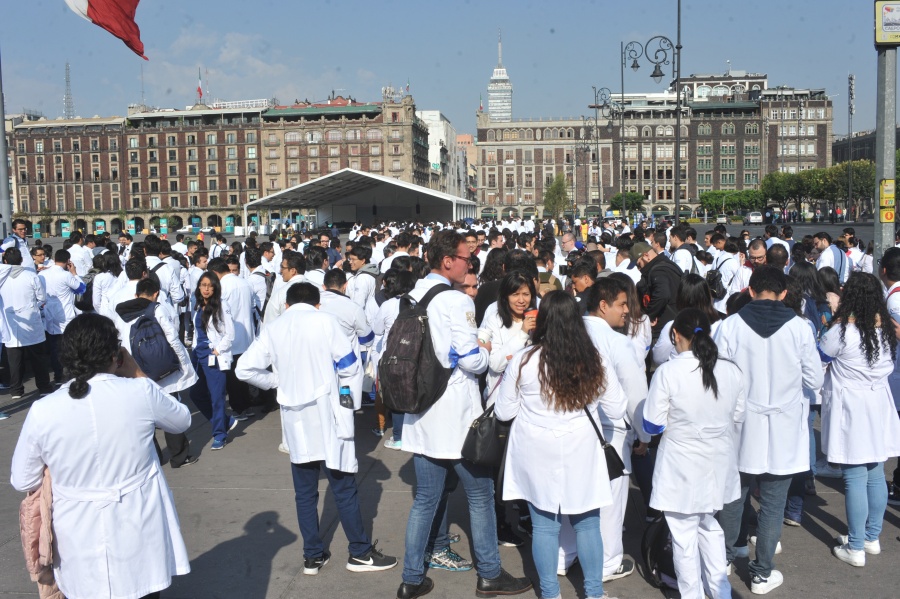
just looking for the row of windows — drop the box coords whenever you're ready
[129,178,257,193]
[696,123,758,135]
[128,132,257,147]
[770,108,827,120]
[18,139,118,154]
[127,147,258,162]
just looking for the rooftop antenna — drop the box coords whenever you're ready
[63,62,75,119]
[498,28,503,67]
[726,59,731,76]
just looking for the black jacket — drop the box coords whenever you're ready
[637,254,683,335]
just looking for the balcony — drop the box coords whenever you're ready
[266,186,282,193]
[264,140,281,147]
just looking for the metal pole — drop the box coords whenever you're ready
[848,74,855,219]
[0,48,12,239]
[674,0,682,226]
[621,41,626,220]
[875,47,896,263]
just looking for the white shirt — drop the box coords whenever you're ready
[39,264,85,335]
[219,273,256,354]
[235,303,360,471]
[10,375,191,599]
[495,346,626,514]
[67,243,93,277]
[480,309,530,398]
[171,242,188,255]
[0,267,46,347]
[380,250,409,273]
[263,274,306,326]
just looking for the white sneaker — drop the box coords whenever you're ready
[816,460,844,479]
[384,436,402,450]
[749,535,782,555]
[750,569,784,594]
[836,534,880,554]
[278,443,290,454]
[832,543,865,567]
[734,545,750,559]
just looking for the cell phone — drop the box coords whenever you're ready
[558,265,568,277]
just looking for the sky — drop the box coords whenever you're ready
[0,1,883,137]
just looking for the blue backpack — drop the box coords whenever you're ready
[130,303,181,381]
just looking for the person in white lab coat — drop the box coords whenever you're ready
[40,249,86,385]
[92,252,124,316]
[652,274,723,366]
[0,248,53,397]
[346,244,379,310]
[10,313,191,599]
[190,272,237,451]
[208,257,256,419]
[66,231,93,277]
[263,250,306,326]
[494,291,625,599]
[819,272,900,567]
[643,308,746,599]
[479,271,537,399]
[608,272,652,360]
[1,219,33,271]
[714,266,823,595]
[570,276,651,583]
[235,282,399,575]
[398,230,531,599]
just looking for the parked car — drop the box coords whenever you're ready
[743,211,763,225]
[716,214,728,224]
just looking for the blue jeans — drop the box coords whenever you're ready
[529,505,604,599]
[808,407,819,477]
[402,455,500,583]
[392,412,405,441]
[189,350,228,442]
[425,468,459,554]
[841,462,888,551]
[291,461,371,560]
[719,472,792,578]
[784,473,807,523]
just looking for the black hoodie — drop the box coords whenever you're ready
[737,299,796,338]
[116,297,155,324]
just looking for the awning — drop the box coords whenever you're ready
[243,168,476,227]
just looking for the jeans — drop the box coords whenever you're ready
[631,446,657,510]
[529,505,603,599]
[291,461,371,560]
[784,473,807,524]
[402,455,500,583]
[841,462,888,551]
[719,472,792,578]
[392,412,405,441]
[190,350,229,442]
[426,468,459,554]
[808,406,819,477]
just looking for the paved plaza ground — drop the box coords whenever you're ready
[0,386,898,599]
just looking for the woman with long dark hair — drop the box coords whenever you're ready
[608,272,652,359]
[93,252,125,315]
[643,308,745,599]
[481,271,538,399]
[652,274,721,365]
[11,313,191,599]
[479,247,508,285]
[494,291,626,599]
[818,266,842,314]
[190,272,236,450]
[819,272,900,567]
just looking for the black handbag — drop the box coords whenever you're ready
[461,404,511,467]
[584,408,626,480]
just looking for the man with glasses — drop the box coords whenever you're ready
[264,251,306,326]
[813,232,850,284]
[747,239,768,268]
[632,241,682,342]
[2,219,33,271]
[29,247,47,272]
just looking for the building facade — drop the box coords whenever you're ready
[10,93,432,235]
[416,110,465,197]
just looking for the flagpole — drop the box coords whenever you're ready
[0,47,12,238]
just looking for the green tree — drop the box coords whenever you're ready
[760,172,790,213]
[543,173,569,219]
[607,192,644,213]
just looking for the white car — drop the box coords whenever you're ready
[716,214,728,224]
[744,212,763,225]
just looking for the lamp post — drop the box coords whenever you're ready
[589,87,622,218]
[625,0,684,224]
[621,41,642,223]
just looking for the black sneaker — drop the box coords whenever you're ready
[346,541,398,572]
[475,568,532,598]
[804,476,817,496]
[303,550,330,575]
[172,455,199,468]
[602,558,635,582]
[497,525,525,547]
[888,481,900,506]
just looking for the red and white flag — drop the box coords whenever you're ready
[65,0,147,60]
[197,68,203,100]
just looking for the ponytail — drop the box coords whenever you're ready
[671,308,719,399]
[59,313,121,399]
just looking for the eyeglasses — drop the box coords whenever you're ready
[749,254,766,262]
[451,255,473,266]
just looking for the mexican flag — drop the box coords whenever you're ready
[65,0,147,60]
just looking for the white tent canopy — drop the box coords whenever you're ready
[243,168,476,227]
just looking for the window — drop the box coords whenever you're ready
[487,174,497,187]
[744,158,759,169]
[246,132,257,143]
[720,173,736,185]
[207,148,217,159]
[745,123,759,134]
[346,129,361,141]
[268,149,277,159]
[187,134,196,144]
[130,167,139,178]
[167,135,177,146]
[170,196,179,207]
[329,160,339,172]
[390,130,401,140]
[229,195,238,205]
[227,163,238,174]
[170,181,178,191]
[129,138,139,148]
[642,145,651,160]
[131,182,140,193]
[189,165,198,176]
[697,123,711,136]
[370,159,381,170]
[226,147,236,159]
[228,179,237,190]
[168,165,177,176]
[625,145,638,159]
[226,133,236,144]
[744,173,759,184]
[187,149,197,160]
[209,195,218,206]
[309,161,319,173]
[721,123,735,135]
[366,129,383,140]
[642,126,652,137]
[248,178,257,189]
[525,173,533,187]
[206,133,216,145]
[720,158,736,169]
[326,130,342,142]
[487,130,496,142]
[505,173,514,187]
[392,145,400,155]
[330,146,340,157]
[349,145,360,156]
[208,179,217,190]
[247,147,256,159]
[191,195,199,207]
[268,163,278,173]
[721,144,736,155]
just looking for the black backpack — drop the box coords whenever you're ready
[642,515,677,589]
[379,284,453,414]
[705,257,734,300]
[676,246,700,276]
[74,270,97,312]
[130,303,181,381]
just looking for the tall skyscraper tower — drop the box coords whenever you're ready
[63,62,75,119]
[487,31,512,122]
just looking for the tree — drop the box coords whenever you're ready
[607,192,644,213]
[543,173,569,219]
[760,172,790,213]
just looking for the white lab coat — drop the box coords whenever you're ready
[145,256,183,308]
[192,305,235,369]
[494,346,626,513]
[887,281,900,410]
[68,243,93,277]
[643,353,746,513]
[347,269,378,309]
[652,319,722,366]
[711,254,740,314]
[481,310,530,400]
[218,273,255,353]
[235,303,361,472]
[263,274,306,326]
[816,243,851,284]
[114,302,198,395]
[819,323,900,464]
[714,303,823,475]
[0,267,46,347]
[626,314,653,359]
[320,289,373,407]
[584,315,650,473]
[39,264,85,335]
[108,280,139,316]
[10,375,191,599]
[401,275,489,460]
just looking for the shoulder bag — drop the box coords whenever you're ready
[584,407,625,480]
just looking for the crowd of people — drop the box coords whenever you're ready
[4,213,900,599]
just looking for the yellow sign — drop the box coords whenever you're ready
[882,208,895,223]
[881,178,896,207]
[876,2,900,45]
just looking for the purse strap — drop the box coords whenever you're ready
[584,407,612,449]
